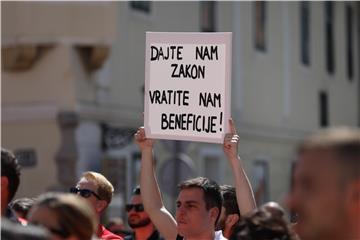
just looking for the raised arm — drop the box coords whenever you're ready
[223,119,256,216]
[134,127,178,240]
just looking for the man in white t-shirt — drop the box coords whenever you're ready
[135,119,256,240]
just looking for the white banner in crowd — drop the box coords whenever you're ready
[144,32,232,143]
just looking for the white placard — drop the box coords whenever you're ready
[144,32,232,143]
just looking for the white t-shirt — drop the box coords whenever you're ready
[215,230,227,240]
[177,230,227,240]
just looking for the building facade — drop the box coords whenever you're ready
[2,1,359,219]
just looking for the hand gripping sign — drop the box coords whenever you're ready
[144,32,232,143]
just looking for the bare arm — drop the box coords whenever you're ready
[223,119,256,216]
[135,127,178,240]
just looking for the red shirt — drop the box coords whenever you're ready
[98,224,123,240]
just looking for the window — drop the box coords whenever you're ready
[300,2,310,65]
[325,1,335,74]
[130,1,151,14]
[346,4,353,81]
[14,149,37,168]
[319,90,329,127]
[254,1,266,51]
[201,1,216,32]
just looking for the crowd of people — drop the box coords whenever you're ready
[1,119,359,240]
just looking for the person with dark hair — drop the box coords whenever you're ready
[229,202,297,240]
[286,127,360,240]
[70,171,123,239]
[124,186,163,240]
[28,192,98,240]
[1,148,21,219]
[10,197,36,219]
[216,185,240,238]
[9,197,35,225]
[134,119,255,240]
[215,119,257,239]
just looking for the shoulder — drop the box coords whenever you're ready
[99,225,123,240]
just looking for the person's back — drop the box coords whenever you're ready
[286,126,360,240]
[1,217,50,240]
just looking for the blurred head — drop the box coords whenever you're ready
[216,185,240,238]
[126,186,152,229]
[176,177,222,238]
[28,192,97,240]
[106,217,127,236]
[217,185,241,238]
[262,201,285,219]
[229,202,296,240]
[1,148,21,214]
[10,197,36,219]
[286,127,360,240]
[73,171,114,216]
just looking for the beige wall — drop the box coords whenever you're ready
[2,2,117,45]
[1,121,60,198]
[2,1,118,198]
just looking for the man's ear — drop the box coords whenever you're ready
[210,207,220,223]
[95,200,108,214]
[226,213,240,227]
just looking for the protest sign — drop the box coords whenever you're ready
[144,32,232,143]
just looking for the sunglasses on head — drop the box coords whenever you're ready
[69,187,101,200]
[126,204,144,212]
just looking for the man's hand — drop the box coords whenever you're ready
[134,127,155,151]
[223,118,240,160]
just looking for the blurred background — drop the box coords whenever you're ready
[2,1,359,224]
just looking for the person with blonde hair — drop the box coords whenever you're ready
[28,192,97,240]
[71,171,123,239]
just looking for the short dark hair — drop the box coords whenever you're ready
[1,149,21,202]
[229,203,297,240]
[178,177,222,224]
[10,198,35,218]
[132,185,141,195]
[299,127,360,182]
[220,185,240,216]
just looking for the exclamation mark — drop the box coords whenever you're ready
[219,112,223,132]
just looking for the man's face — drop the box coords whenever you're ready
[76,179,100,213]
[127,194,151,229]
[286,150,349,240]
[176,188,215,238]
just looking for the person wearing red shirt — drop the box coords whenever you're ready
[71,171,123,240]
